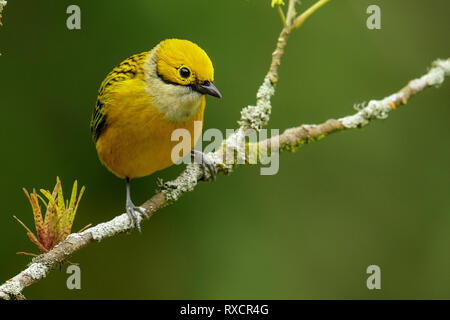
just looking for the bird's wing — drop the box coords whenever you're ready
[90,51,149,142]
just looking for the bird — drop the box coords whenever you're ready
[90,39,222,232]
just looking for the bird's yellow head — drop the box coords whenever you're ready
[153,39,221,98]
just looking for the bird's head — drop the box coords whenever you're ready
[144,39,221,122]
[154,39,221,98]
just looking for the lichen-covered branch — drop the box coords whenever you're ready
[1,1,448,299]
[0,0,6,56]
[338,59,450,129]
[293,0,331,30]
[0,0,6,26]
[1,56,448,300]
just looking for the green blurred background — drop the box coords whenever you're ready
[0,0,449,299]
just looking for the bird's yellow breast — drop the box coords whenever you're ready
[95,77,205,179]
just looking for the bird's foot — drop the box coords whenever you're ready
[191,150,217,181]
[126,200,149,232]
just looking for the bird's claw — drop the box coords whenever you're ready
[191,150,217,181]
[126,201,148,232]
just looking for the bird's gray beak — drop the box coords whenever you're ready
[192,81,222,98]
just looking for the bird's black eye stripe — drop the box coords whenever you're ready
[179,67,191,78]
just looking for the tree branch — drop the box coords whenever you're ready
[1,1,449,299]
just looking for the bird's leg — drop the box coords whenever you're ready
[125,178,149,232]
[191,150,217,181]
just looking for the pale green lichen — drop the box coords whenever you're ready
[353,101,368,111]
[340,59,450,129]
[271,0,285,7]
[158,75,276,202]
[0,0,6,56]
[280,137,307,153]
[222,128,248,165]
[0,261,49,298]
[339,93,402,129]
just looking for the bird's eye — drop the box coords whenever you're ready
[179,67,191,79]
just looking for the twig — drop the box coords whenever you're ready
[276,5,287,27]
[0,0,6,56]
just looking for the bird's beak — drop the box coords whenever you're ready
[192,81,222,99]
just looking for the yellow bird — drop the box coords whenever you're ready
[90,39,221,231]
